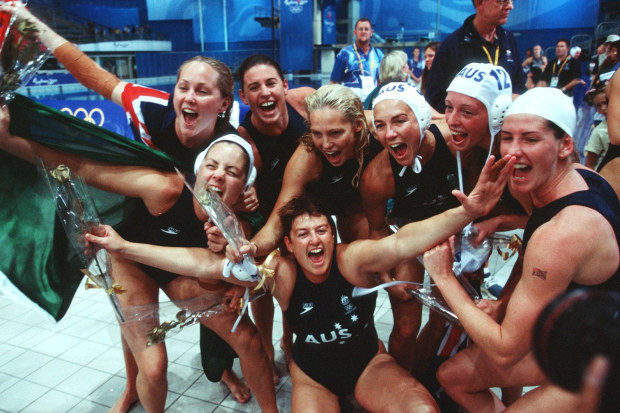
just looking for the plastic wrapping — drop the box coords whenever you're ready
[0,1,50,104]
[40,163,126,322]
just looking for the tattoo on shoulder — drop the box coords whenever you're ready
[532,267,547,280]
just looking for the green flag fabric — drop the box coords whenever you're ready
[0,94,191,321]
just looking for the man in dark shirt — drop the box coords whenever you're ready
[540,38,584,96]
[425,0,526,112]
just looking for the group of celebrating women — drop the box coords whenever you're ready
[1,3,618,413]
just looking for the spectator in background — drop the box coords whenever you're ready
[420,41,439,96]
[540,38,585,95]
[522,44,548,89]
[363,50,409,109]
[584,85,610,170]
[330,18,384,102]
[424,0,526,112]
[405,47,424,88]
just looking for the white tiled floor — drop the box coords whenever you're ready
[0,283,396,413]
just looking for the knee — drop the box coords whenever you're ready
[230,323,264,356]
[436,358,460,390]
[138,354,168,385]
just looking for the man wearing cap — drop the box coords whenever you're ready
[540,38,584,95]
[330,18,384,102]
[424,0,526,112]
[423,87,620,411]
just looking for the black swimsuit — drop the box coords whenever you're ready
[241,102,307,216]
[284,251,378,396]
[522,168,620,292]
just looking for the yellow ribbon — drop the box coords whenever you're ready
[495,234,522,260]
[50,164,71,182]
[81,268,126,294]
[253,249,279,294]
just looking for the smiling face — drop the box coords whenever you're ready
[284,213,335,281]
[445,91,491,152]
[173,61,230,149]
[239,64,289,129]
[373,99,421,166]
[309,107,360,167]
[500,114,572,200]
[195,142,248,207]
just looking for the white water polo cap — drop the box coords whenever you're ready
[373,82,432,139]
[505,87,576,138]
[372,82,432,173]
[447,63,513,138]
[194,134,257,191]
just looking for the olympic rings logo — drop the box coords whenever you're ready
[61,107,105,126]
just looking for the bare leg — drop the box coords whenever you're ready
[108,337,139,413]
[280,316,293,366]
[112,258,168,413]
[355,344,439,413]
[208,314,278,412]
[437,345,545,413]
[388,259,424,370]
[289,361,340,413]
[411,311,449,377]
[165,277,278,412]
[505,383,578,413]
[250,293,280,384]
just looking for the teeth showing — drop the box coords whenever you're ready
[260,102,275,109]
[514,164,528,169]
[208,185,223,195]
[309,248,322,256]
[183,109,197,114]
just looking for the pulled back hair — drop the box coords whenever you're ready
[379,50,408,83]
[177,56,234,134]
[301,84,369,188]
[279,194,336,238]
[237,54,285,90]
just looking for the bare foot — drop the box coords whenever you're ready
[280,337,293,366]
[221,369,251,403]
[108,387,139,413]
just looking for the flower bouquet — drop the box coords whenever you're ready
[0,0,49,104]
[39,163,126,322]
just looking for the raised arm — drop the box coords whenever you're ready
[233,145,322,259]
[2,2,126,104]
[85,224,260,290]
[340,154,516,284]
[0,108,180,215]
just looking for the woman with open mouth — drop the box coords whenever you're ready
[359,64,526,410]
[147,153,514,412]
[232,84,383,263]
[1,3,262,407]
[423,86,619,413]
[0,126,281,413]
[235,54,315,377]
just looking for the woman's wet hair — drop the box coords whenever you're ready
[237,54,285,90]
[302,84,369,187]
[177,56,234,133]
[279,194,336,238]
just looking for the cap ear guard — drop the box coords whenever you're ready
[490,93,513,136]
[244,166,257,192]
